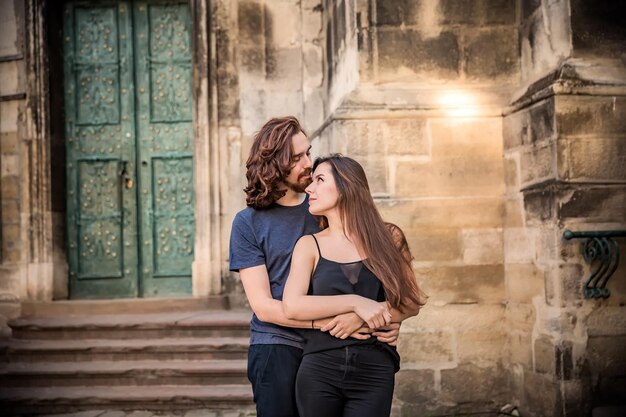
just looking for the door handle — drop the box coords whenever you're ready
[120,160,134,189]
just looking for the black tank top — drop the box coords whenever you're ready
[301,235,400,370]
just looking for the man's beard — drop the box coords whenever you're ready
[285,171,312,193]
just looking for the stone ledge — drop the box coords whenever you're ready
[506,58,626,115]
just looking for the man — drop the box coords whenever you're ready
[229,116,399,417]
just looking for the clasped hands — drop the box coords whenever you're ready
[318,301,400,346]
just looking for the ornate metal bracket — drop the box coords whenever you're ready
[563,230,626,299]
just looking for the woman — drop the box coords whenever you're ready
[282,154,425,417]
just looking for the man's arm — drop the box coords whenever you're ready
[240,264,314,328]
[240,265,371,339]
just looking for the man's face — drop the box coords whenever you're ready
[283,131,312,193]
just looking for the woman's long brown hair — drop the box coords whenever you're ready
[313,155,425,311]
[244,116,305,209]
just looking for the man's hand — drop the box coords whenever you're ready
[320,312,365,339]
[372,322,401,346]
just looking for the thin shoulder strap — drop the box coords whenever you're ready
[310,234,322,258]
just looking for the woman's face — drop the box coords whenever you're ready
[306,162,340,215]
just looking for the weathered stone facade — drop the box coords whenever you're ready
[0,0,625,416]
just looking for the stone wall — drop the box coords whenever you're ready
[503,1,626,415]
[0,0,26,336]
[314,0,519,414]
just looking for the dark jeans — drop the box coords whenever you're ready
[295,345,396,417]
[247,344,303,417]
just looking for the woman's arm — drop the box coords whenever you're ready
[384,301,421,323]
[282,236,392,329]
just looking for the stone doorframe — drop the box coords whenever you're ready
[24,0,222,301]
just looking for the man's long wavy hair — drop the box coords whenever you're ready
[313,154,425,312]
[244,116,306,209]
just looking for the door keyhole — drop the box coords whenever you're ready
[121,161,134,189]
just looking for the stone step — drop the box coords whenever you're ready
[9,310,252,340]
[19,296,237,317]
[0,336,249,362]
[0,384,254,415]
[0,359,248,387]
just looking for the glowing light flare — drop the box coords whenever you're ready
[437,90,479,117]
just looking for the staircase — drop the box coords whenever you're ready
[0,298,254,416]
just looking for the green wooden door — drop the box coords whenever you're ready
[64,0,194,299]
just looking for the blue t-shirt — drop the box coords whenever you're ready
[229,196,319,348]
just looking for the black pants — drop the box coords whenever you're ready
[247,344,303,417]
[295,345,396,417]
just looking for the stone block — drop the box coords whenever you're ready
[394,369,436,404]
[587,306,626,337]
[506,263,545,303]
[0,101,19,132]
[2,248,21,263]
[483,0,517,25]
[534,227,558,265]
[504,198,524,228]
[238,0,264,46]
[375,0,420,26]
[240,47,265,73]
[302,44,323,85]
[404,304,505,333]
[561,137,626,181]
[457,328,506,362]
[404,227,461,262]
[503,109,529,150]
[559,263,584,305]
[523,188,555,225]
[265,47,303,85]
[0,0,20,56]
[376,198,504,229]
[1,200,18,222]
[520,142,556,185]
[2,224,20,248]
[1,154,18,177]
[529,98,556,144]
[504,228,536,264]
[504,155,519,191]
[397,330,454,362]
[1,176,20,201]
[429,113,503,158]
[557,96,626,137]
[534,335,555,375]
[440,363,507,403]
[385,119,430,156]
[461,228,503,265]
[509,329,533,370]
[0,132,19,154]
[506,302,536,332]
[0,61,19,96]
[264,0,301,50]
[522,371,560,417]
[341,120,385,156]
[558,186,626,223]
[377,29,459,80]
[587,335,626,376]
[415,264,504,304]
[439,0,481,25]
[395,156,503,198]
[440,0,516,26]
[357,157,388,195]
[465,27,518,80]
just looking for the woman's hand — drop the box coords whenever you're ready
[320,312,365,339]
[353,298,392,329]
[372,322,401,346]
